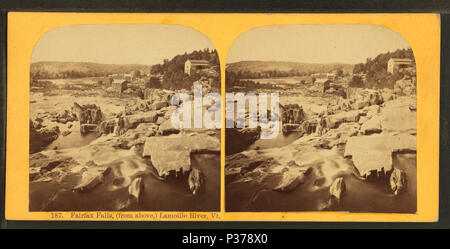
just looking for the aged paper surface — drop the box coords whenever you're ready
[5,13,439,221]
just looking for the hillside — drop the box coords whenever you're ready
[226,60,354,74]
[352,48,415,89]
[30,61,152,78]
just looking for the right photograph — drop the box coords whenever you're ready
[225,24,417,213]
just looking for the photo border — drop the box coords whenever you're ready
[2,12,442,224]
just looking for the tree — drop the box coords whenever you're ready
[349,76,364,88]
[146,77,162,89]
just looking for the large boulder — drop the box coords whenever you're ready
[379,97,417,133]
[325,110,360,129]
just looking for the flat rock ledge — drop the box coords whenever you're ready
[344,133,416,177]
[142,133,220,177]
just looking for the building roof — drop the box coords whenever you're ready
[187,59,209,65]
[315,78,330,84]
[389,58,413,62]
[112,79,127,84]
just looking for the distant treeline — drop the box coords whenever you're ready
[30,70,106,79]
[225,70,310,90]
[227,69,309,80]
[151,48,220,90]
[29,48,221,91]
[351,48,415,89]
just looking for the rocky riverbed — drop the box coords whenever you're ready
[226,83,417,213]
[29,84,220,211]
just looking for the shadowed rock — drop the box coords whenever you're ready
[329,177,346,204]
[188,168,205,195]
[73,166,111,192]
[281,104,305,124]
[390,168,407,195]
[319,177,346,210]
[30,119,60,153]
[273,165,311,192]
[225,127,261,155]
[128,177,145,203]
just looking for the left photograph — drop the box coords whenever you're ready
[29,24,221,211]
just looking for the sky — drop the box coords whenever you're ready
[227,24,411,64]
[31,24,216,65]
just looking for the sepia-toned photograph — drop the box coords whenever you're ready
[225,25,417,213]
[28,24,221,211]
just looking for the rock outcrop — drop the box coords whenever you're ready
[80,124,98,135]
[346,87,383,106]
[281,104,305,124]
[73,102,103,125]
[30,119,60,153]
[143,88,174,103]
[394,77,416,96]
[73,102,103,135]
[225,127,261,155]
